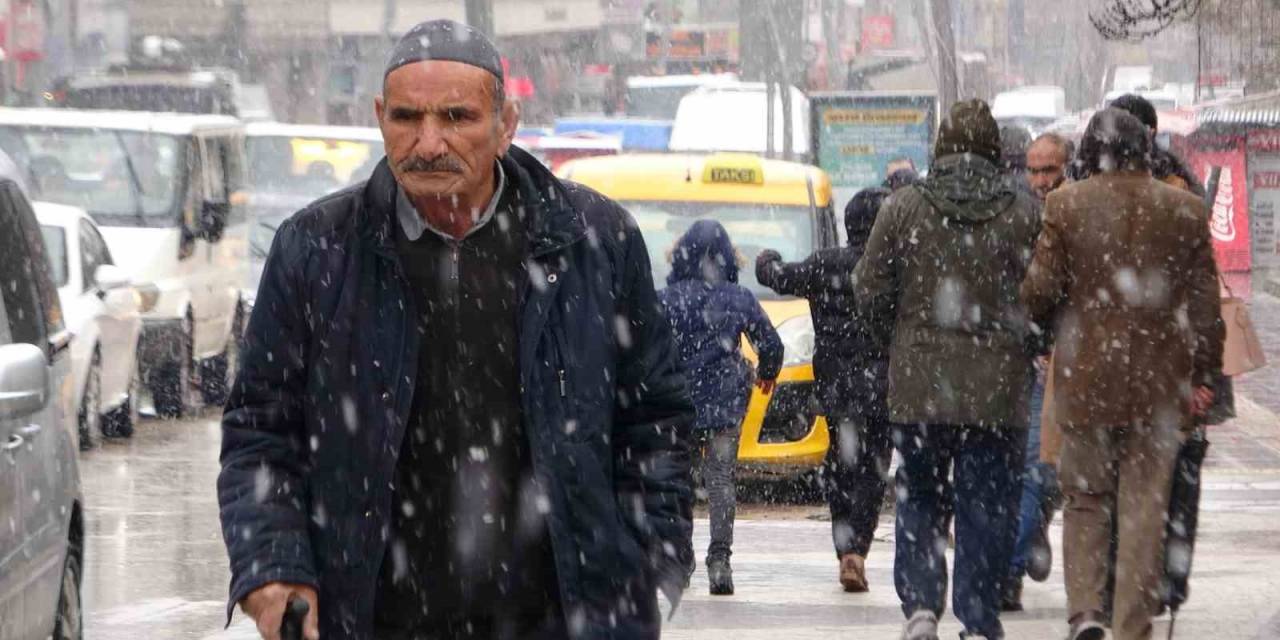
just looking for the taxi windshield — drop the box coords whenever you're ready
[246,135,384,198]
[621,200,813,299]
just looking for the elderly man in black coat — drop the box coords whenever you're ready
[217,20,694,640]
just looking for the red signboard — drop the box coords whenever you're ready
[861,15,895,51]
[1248,129,1280,153]
[1184,145,1253,273]
[10,0,45,62]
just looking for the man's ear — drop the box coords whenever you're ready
[374,95,385,122]
[497,99,520,158]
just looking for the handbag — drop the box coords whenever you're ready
[1220,293,1266,377]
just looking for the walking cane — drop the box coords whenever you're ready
[280,597,310,640]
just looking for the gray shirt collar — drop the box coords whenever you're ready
[396,160,506,242]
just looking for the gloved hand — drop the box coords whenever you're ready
[755,249,783,286]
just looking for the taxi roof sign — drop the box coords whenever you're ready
[702,153,765,186]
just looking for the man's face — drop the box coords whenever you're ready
[375,60,518,205]
[1027,140,1068,201]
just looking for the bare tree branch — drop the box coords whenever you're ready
[1089,0,1204,40]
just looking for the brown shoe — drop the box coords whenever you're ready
[839,553,869,592]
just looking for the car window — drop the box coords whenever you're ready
[0,182,49,347]
[39,224,70,287]
[0,126,183,227]
[79,219,113,291]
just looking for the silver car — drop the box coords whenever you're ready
[0,159,84,638]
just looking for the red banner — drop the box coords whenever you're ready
[1184,145,1252,273]
[1248,129,1280,153]
[861,16,895,51]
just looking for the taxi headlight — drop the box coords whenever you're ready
[777,315,815,367]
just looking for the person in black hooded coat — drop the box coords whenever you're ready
[755,187,894,593]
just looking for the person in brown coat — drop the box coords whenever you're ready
[1020,109,1224,640]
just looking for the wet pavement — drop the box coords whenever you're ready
[80,295,1280,640]
[80,409,1280,639]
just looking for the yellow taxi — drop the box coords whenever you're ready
[559,153,838,471]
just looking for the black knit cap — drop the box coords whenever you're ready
[935,99,1001,164]
[385,20,504,82]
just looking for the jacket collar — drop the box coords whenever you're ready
[360,145,586,259]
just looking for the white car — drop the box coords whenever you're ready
[0,108,249,418]
[35,201,145,448]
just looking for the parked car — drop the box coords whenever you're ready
[0,108,249,418]
[242,121,383,298]
[560,152,836,472]
[0,154,84,639]
[36,201,146,447]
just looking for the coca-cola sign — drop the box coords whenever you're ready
[1185,145,1253,273]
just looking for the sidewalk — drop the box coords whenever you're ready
[665,484,1280,639]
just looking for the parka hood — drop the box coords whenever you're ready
[668,219,739,285]
[920,152,1017,224]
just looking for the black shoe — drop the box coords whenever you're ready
[1027,518,1053,582]
[1000,576,1023,612]
[708,557,734,596]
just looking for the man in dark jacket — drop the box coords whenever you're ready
[854,99,1041,640]
[218,20,694,640]
[756,187,893,593]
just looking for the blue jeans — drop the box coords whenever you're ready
[1010,378,1048,577]
[893,423,1025,639]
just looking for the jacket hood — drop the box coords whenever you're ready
[920,153,1017,224]
[361,145,586,257]
[668,219,739,286]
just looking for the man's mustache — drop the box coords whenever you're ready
[397,155,465,173]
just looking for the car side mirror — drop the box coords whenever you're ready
[199,200,230,242]
[93,264,132,293]
[0,343,50,419]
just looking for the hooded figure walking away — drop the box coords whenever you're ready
[854,99,1041,640]
[659,220,783,597]
[218,20,694,640]
[756,187,894,593]
[1021,109,1223,640]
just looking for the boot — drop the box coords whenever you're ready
[839,553,869,592]
[707,556,734,596]
[900,610,939,640]
[1066,618,1106,640]
[1000,575,1024,612]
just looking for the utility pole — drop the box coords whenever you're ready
[465,0,495,40]
[930,0,959,111]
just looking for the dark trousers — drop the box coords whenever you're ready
[373,603,567,640]
[823,416,893,557]
[893,423,1025,639]
[693,428,741,560]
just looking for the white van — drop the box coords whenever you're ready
[0,108,248,418]
[669,82,811,158]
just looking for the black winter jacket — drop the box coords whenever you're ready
[217,147,695,639]
[756,241,891,423]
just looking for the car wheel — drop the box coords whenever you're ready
[102,355,141,438]
[200,307,243,406]
[152,319,198,419]
[51,548,83,640]
[77,356,102,451]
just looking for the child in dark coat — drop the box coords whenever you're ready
[658,219,783,596]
